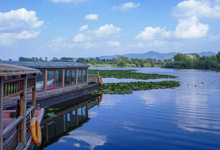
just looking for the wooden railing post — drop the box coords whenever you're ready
[44,70,48,91]
[62,69,65,88]
[32,73,37,107]
[86,69,88,84]
[75,69,78,85]
[20,75,27,145]
[0,77,4,150]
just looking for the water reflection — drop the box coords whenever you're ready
[63,130,107,150]
[175,72,220,135]
[40,94,103,149]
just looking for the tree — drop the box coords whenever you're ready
[117,60,126,67]
[216,51,220,64]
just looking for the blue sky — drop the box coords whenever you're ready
[0,0,220,60]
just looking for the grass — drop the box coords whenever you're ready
[91,81,180,95]
[88,69,176,79]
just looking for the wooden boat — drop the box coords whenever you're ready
[0,63,45,150]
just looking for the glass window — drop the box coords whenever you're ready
[47,70,55,89]
[77,69,82,83]
[56,70,62,87]
[36,71,44,90]
[71,70,76,85]
[65,69,70,85]
[82,70,86,83]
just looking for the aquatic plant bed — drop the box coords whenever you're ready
[88,69,176,79]
[91,81,180,95]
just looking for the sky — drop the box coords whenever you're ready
[0,0,220,60]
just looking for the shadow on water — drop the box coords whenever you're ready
[34,94,103,150]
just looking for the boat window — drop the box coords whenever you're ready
[56,70,62,88]
[47,70,55,89]
[71,70,76,85]
[36,71,44,90]
[82,69,86,83]
[78,69,82,83]
[65,69,70,86]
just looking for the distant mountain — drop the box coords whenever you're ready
[99,51,216,60]
[199,52,216,57]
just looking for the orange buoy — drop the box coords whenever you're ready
[30,117,42,146]
[98,76,103,85]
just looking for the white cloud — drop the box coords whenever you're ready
[0,31,40,45]
[85,14,98,20]
[49,37,74,51]
[73,33,86,42]
[0,8,43,31]
[172,0,220,19]
[50,0,86,3]
[107,41,120,46]
[135,27,165,40]
[79,25,88,31]
[112,2,140,11]
[0,8,43,45]
[16,30,40,39]
[51,37,67,43]
[135,16,209,40]
[95,24,121,37]
[67,130,107,150]
[175,16,209,39]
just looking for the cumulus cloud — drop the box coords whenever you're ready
[135,16,209,40]
[112,2,140,10]
[79,25,88,31]
[85,14,98,20]
[107,41,120,46]
[172,0,220,19]
[135,27,167,40]
[50,0,86,3]
[73,33,86,42]
[95,24,121,37]
[175,16,209,39]
[0,8,43,45]
[0,8,43,31]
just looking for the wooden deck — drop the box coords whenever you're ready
[4,82,100,109]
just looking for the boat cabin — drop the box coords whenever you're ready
[0,63,44,150]
[1,61,89,91]
[0,61,98,108]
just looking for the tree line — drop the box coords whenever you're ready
[164,52,220,70]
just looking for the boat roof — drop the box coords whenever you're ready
[0,63,40,77]
[0,61,89,69]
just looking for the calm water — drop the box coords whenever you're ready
[43,67,220,150]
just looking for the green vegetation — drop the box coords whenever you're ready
[88,69,176,79]
[19,57,48,61]
[164,52,220,70]
[80,56,165,68]
[91,81,180,95]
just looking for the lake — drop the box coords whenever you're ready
[42,67,220,150]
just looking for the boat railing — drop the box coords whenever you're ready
[88,74,98,83]
[26,106,35,140]
[2,106,35,149]
[27,76,36,90]
[3,116,23,149]
[3,78,24,99]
